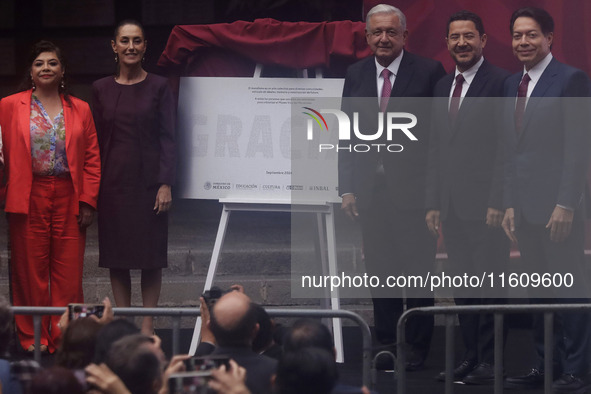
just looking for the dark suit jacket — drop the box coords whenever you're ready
[425,60,510,221]
[211,346,276,394]
[338,51,446,211]
[503,58,591,225]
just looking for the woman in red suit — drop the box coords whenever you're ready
[0,41,101,353]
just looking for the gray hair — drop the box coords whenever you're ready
[366,4,407,31]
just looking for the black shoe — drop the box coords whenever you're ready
[505,368,544,389]
[436,359,476,382]
[405,347,428,372]
[463,362,495,385]
[405,356,425,372]
[552,374,589,394]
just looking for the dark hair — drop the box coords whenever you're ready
[30,366,84,394]
[55,318,102,369]
[0,296,12,356]
[106,334,162,394]
[510,7,554,35]
[275,347,338,394]
[113,19,146,41]
[283,318,334,354]
[93,318,140,364]
[20,40,70,101]
[447,10,485,36]
[210,300,258,347]
[252,304,273,353]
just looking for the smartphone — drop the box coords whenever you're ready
[183,355,231,372]
[168,371,212,394]
[68,303,105,320]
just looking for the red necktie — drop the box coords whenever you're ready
[380,68,392,112]
[449,73,464,123]
[515,73,531,132]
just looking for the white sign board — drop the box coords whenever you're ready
[176,77,344,203]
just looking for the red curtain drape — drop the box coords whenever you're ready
[158,19,372,77]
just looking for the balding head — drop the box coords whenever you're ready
[209,291,258,347]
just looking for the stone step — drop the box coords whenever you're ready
[0,200,367,330]
[0,199,555,332]
[82,199,362,279]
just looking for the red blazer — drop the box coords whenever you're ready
[0,90,101,215]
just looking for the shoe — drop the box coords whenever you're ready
[552,374,589,394]
[373,348,424,372]
[505,368,544,389]
[405,357,425,372]
[436,359,476,382]
[463,362,495,385]
[404,348,427,372]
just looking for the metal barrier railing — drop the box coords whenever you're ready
[396,303,591,394]
[12,307,372,387]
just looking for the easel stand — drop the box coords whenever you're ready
[189,198,344,362]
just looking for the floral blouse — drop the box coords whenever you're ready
[30,94,69,176]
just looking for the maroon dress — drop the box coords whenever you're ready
[92,73,176,269]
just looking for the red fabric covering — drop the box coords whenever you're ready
[158,19,372,77]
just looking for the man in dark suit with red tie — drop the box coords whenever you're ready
[338,3,445,370]
[501,7,591,392]
[425,10,510,384]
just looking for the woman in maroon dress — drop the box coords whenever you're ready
[92,20,175,334]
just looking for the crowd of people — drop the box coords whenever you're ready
[0,2,589,393]
[0,290,372,394]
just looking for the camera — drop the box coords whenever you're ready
[173,356,230,394]
[168,371,212,394]
[68,303,105,320]
[201,286,230,310]
[183,355,230,372]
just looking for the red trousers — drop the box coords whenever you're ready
[9,176,85,352]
